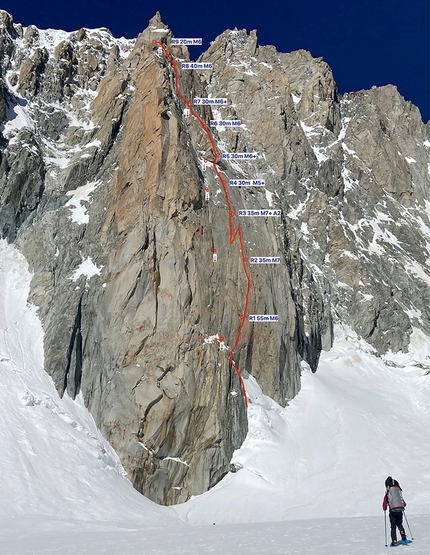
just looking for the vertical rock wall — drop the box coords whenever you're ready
[1,10,429,504]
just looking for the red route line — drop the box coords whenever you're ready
[153,40,249,408]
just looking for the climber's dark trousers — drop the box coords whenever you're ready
[389,511,406,542]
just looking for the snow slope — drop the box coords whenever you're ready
[177,328,430,524]
[0,514,429,555]
[0,239,177,526]
[0,238,429,554]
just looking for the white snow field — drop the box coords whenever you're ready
[0,238,429,554]
[0,240,179,523]
[1,515,428,555]
[177,330,430,524]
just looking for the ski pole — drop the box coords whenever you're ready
[384,511,388,547]
[404,512,414,540]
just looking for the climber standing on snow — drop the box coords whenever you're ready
[383,476,411,547]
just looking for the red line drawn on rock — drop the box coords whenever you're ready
[153,40,249,408]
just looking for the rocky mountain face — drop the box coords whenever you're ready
[1,9,429,505]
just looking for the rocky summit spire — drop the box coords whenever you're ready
[149,11,165,27]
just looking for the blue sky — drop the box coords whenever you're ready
[2,0,428,121]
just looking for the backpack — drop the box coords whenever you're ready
[387,486,406,511]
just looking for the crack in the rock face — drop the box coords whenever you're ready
[131,372,145,392]
[122,268,143,311]
[132,365,175,399]
[368,309,381,338]
[137,393,163,438]
[156,364,174,382]
[63,294,83,399]
[152,229,160,332]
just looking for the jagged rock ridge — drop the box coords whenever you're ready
[0,9,429,504]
